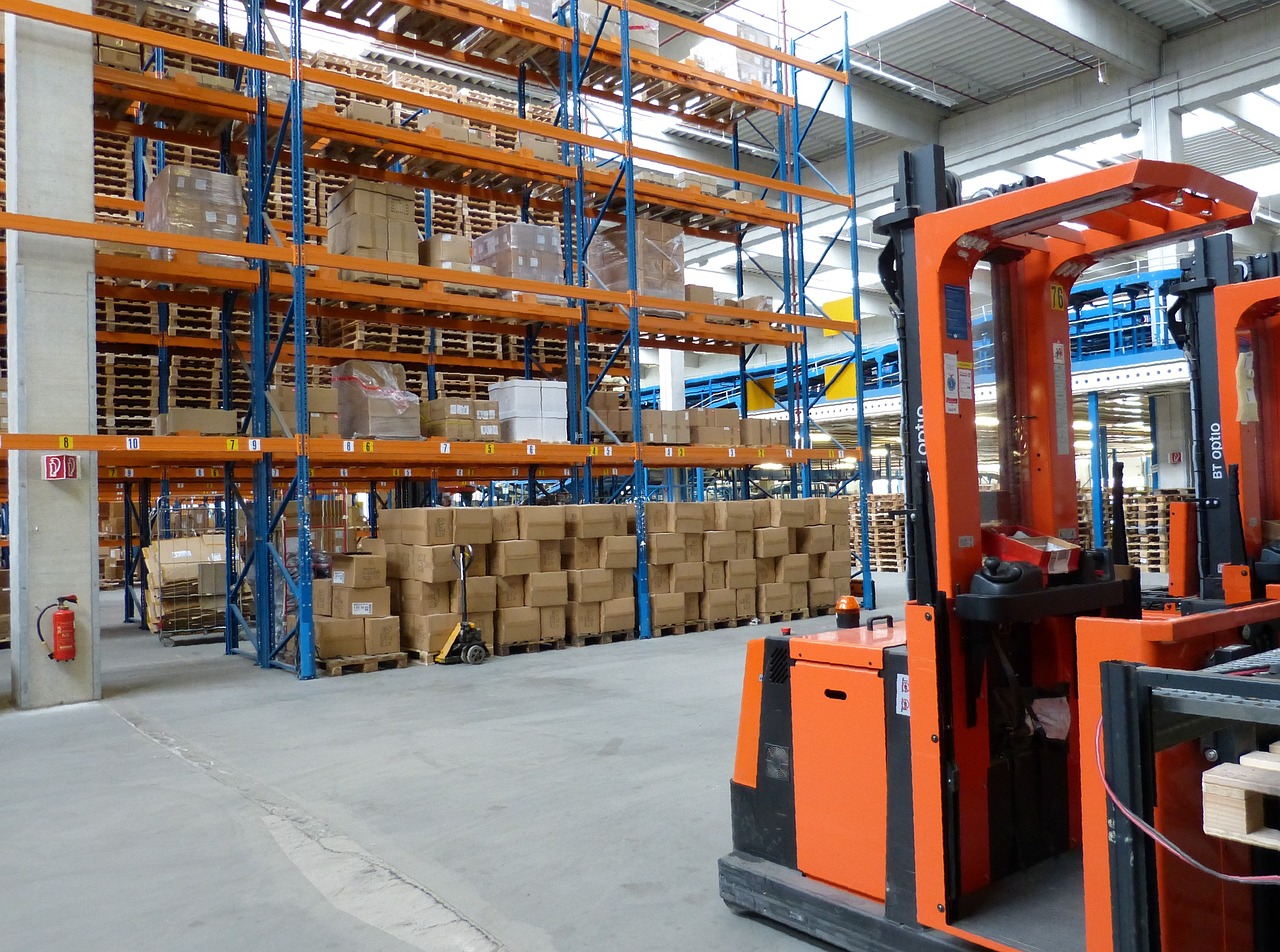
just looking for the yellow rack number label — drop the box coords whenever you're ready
[1049,283,1066,311]
[484,443,496,455]
[226,438,239,451]
[362,441,375,453]
[59,436,74,450]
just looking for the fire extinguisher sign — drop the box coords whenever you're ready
[42,454,79,480]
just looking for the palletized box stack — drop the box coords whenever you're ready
[489,379,568,442]
[100,501,126,587]
[325,178,419,284]
[471,222,564,294]
[142,535,229,634]
[267,384,340,437]
[311,549,401,660]
[420,397,500,442]
[332,360,422,440]
[0,568,10,647]
[588,218,685,300]
[559,506,636,641]
[143,166,245,268]
[588,388,634,441]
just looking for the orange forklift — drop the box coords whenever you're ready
[719,148,1280,952]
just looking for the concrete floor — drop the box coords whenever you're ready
[0,575,908,952]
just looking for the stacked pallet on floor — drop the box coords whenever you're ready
[849,494,908,572]
[1123,489,1191,573]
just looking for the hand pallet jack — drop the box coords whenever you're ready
[435,544,489,665]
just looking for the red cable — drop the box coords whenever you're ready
[1093,719,1280,886]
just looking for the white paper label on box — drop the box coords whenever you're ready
[205,211,218,223]
[332,570,346,585]
[1059,527,1078,541]
[943,352,960,415]
[895,674,910,716]
[352,601,374,616]
[172,549,194,559]
[195,179,208,190]
[958,535,975,549]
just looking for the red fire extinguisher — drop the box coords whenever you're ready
[37,595,78,662]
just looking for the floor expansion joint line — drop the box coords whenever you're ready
[106,699,507,952]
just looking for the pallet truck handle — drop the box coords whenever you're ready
[865,614,894,631]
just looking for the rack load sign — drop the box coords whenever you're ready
[43,454,79,481]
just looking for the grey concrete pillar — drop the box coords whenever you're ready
[1152,390,1192,490]
[6,1,100,707]
[1142,95,1185,272]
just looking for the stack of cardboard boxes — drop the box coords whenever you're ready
[588,389,634,441]
[142,534,229,634]
[472,223,564,291]
[95,35,141,69]
[325,179,419,284]
[645,498,850,629]
[267,385,340,437]
[489,380,568,442]
[0,568,9,647]
[153,408,240,436]
[589,218,685,300]
[144,166,245,268]
[568,0,660,53]
[420,398,501,442]
[333,360,422,440]
[100,501,127,587]
[312,548,401,659]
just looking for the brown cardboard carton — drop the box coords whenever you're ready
[491,506,520,541]
[670,562,705,594]
[790,582,809,611]
[751,499,773,528]
[452,508,493,545]
[726,559,756,589]
[600,597,635,632]
[704,530,736,562]
[704,562,727,591]
[808,577,837,610]
[450,576,498,614]
[769,499,808,528]
[357,537,386,555]
[599,536,637,569]
[496,606,541,645]
[701,589,735,621]
[425,419,477,441]
[332,586,392,619]
[330,552,387,588]
[650,592,686,627]
[649,563,671,592]
[404,580,450,616]
[424,397,475,421]
[411,545,461,583]
[313,578,333,616]
[519,507,565,540]
[796,525,835,554]
[648,533,684,565]
[734,531,755,561]
[496,576,526,610]
[491,540,540,576]
[684,592,701,622]
[316,618,365,658]
[561,538,601,570]
[567,602,602,637]
[525,571,568,607]
[735,588,756,618]
[401,613,462,653]
[538,541,562,573]
[197,561,226,596]
[540,605,567,641]
[776,553,809,583]
[754,527,790,559]
[154,408,240,436]
[568,569,613,603]
[565,505,622,539]
[364,616,401,654]
[385,543,411,579]
[757,582,791,614]
[649,502,706,534]
[821,497,852,527]
[756,558,778,585]
[679,534,702,563]
[612,570,633,599]
[712,500,754,532]
[822,549,853,580]
[398,508,453,546]
[801,498,822,526]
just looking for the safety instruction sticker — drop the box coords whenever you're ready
[1052,341,1070,453]
[944,352,960,415]
[944,284,969,340]
[895,674,911,716]
[958,360,974,400]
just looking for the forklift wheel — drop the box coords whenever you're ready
[462,643,487,665]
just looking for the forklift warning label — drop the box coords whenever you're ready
[944,353,960,415]
[1053,341,1070,453]
[895,674,911,716]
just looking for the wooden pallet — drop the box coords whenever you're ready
[319,651,409,676]
[567,629,636,647]
[654,621,706,637]
[493,638,567,656]
[708,616,757,630]
[759,610,810,625]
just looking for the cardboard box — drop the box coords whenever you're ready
[808,577,837,610]
[538,541,562,573]
[567,602,602,637]
[754,527,790,559]
[704,562,727,591]
[683,592,701,622]
[425,419,476,441]
[561,538,601,570]
[770,499,808,528]
[701,589,736,621]
[735,588,756,618]
[402,580,450,616]
[600,536,637,570]
[704,531,737,564]
[670,562,705,594]
[525,571,568,607]
[648,533,685,565]
[401,613,462,653]
[713,501,755,531]
[496,575,526,610]
[757,582,791,614]
[821,498,852,527]
[726,559,756,589]
[332,586,392,619]
[330,552,387,588]
[357,537,386,555]
[398,507,453,546]
[452,508,493,545]
[600,597,635,632]
[682,534,703,563]
[776,553,809,583]
[315,617,365,658]
[491,540,541,576]
[197,561,226,596]
[568,569,613,603]
[796,525,835,554]
[734,532,755,561]
[424,398,475,421]
[420,233,472,268]
[540,605,567,641]
[650,592,686,627]
[496,606,542,645]
[411,545,461,583]
[565,504,623,539]
[751,499,773,528]
[612,570,633,599]
[821,549,853,580]
[491,507,519,541]
[519,507,565,541]
[364,616,401,654]
[647,502,706,534]
[313,578,333,616]
[790,582,809,611]
[649,563,671,593]
[450,576,498,614]
[154,408,239,436]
